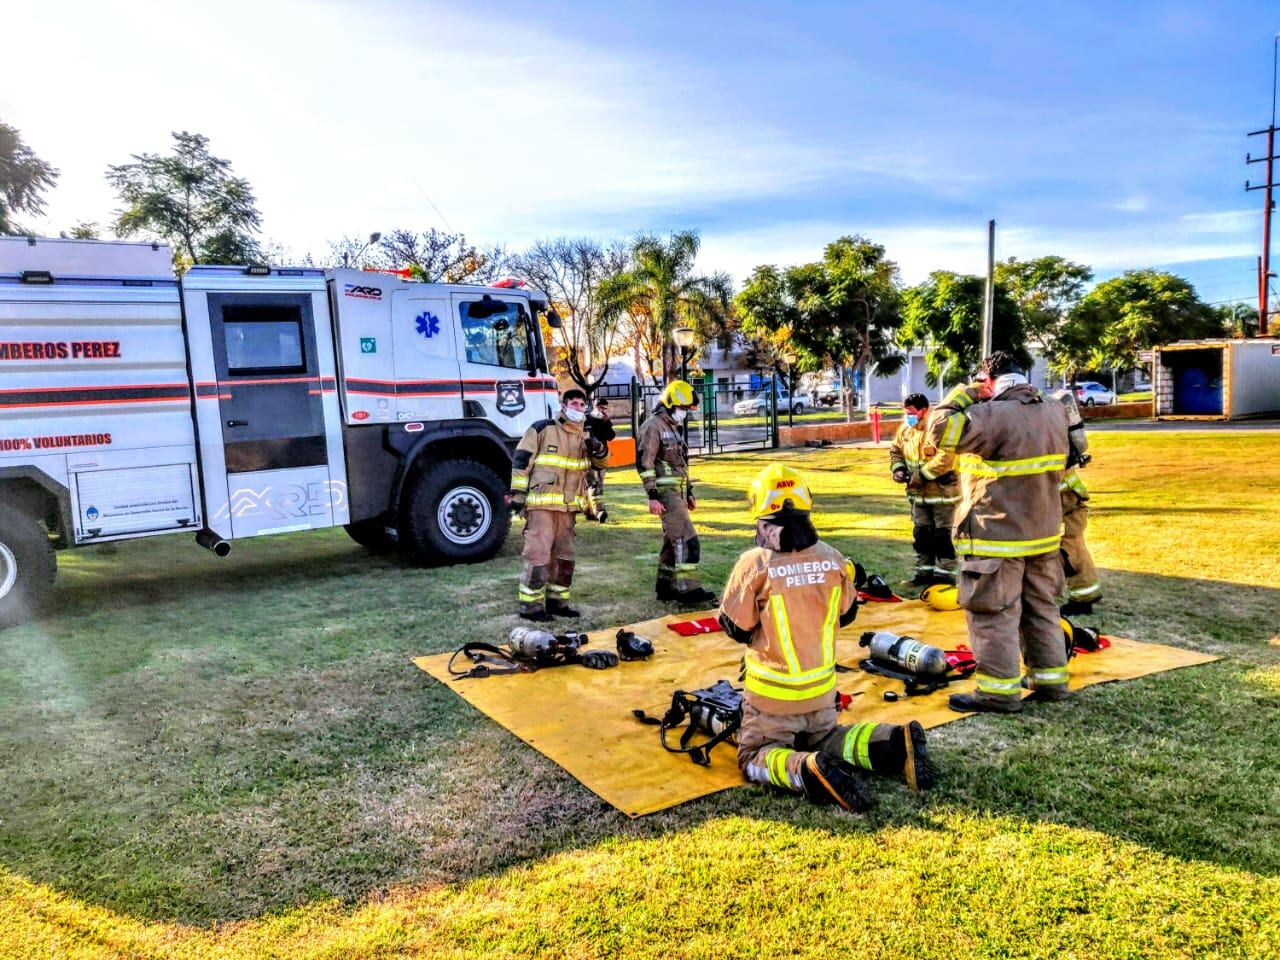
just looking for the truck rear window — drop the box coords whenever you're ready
[223,306,306,375]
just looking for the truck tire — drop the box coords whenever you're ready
[0,503,57,630]
[793,402,805,415]
[401,459,510,565]
[344,518,398,552]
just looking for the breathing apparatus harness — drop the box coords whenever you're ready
[633,680,744,767]
[448,627,654,680]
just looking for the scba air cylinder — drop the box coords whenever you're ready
[859,631,949,675]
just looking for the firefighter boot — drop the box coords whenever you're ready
[948,692,1022,714]
[901,721,938,791]
[800,753,876,812]
[675,587,718,608]
[546,561,580,618]
[518,563,552,622]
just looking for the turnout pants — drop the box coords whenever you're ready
[958,551,1069,706]
[519,509,577,614]
[656,488,701,592]
[1060,490,1101,603]
[738,702,903,791]
[910,501,957,580]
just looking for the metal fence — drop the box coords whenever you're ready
[594,377,779,455]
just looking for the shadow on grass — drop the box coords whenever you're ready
[3,485,1279,926]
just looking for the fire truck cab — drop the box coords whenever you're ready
[0,237,562,627]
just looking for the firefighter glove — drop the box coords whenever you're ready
[586,436,607,458]
[892,467,910,484]
[507,493,525,514]
[578,649,619,670]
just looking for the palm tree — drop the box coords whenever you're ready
[598,231,733,382]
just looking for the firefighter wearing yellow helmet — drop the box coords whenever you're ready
[719,464,938,810]
[636,380,716,606]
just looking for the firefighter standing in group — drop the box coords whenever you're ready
[507,388,610,621]
[636,380,716,607]
[921,351,1072,714]
[718,464,937,810]
[1050,386,1102,614]
[889,392,959,589]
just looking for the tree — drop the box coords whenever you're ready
[508,237,629,395]
[597,231,733,381]
[322,228,509,283]
[1,121,59,235]
[995,255,1092,361]
[899,271,1029,387]
[106,131,262,265]
[736,235,905,419]
[65,222,100,240]
[1055,270,1223,379]
[1217,301,1259,339]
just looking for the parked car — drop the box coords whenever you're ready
[815,383,843,407]
[732,388,812,415]
[1073,381,1116,406]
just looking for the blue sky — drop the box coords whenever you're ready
[3,1,1276,301]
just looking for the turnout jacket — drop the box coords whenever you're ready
[636,408,691,499]
[1049,387,1090,500]
[510,416,609,513]
[889,413,959,506]
[923,382,1070,559]
[720,539,857,715]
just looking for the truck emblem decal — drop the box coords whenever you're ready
[359,337,377,353]
[352,410,370,421]
[85,506,99,521]
[344,284,382,300]
[415,311,441,339]
[496,380,526,417]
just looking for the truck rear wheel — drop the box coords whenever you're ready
[0,504,57,630]
[344,518,398,552]
[401,459,510,565]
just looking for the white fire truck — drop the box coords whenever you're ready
[0,237,565,627]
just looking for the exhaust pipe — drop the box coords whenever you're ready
[195,528,231,557]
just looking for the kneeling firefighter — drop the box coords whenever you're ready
[508,388,611,621]
[717,464,938,811]
[637,380,716,606]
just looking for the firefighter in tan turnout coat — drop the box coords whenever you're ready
[718,464,937,811]
[890,392,959,588]
[636,380,716,607]
[508,388,610,621]
[923,352,1073,714]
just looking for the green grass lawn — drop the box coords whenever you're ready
[1117,391,1153,403]
[2,431,1279,958]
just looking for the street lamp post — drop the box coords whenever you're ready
[672,326,696,444]
[343,231,382,268]
[783,349,798,427]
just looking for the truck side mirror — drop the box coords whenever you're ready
[546,308,563,329]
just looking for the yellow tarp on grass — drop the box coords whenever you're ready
[413,601,1219,817]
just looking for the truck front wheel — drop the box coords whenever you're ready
[401,459,511,565]
[0,504,57,630]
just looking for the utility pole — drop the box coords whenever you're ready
[981,219,996,358]
[1245,35,1280,337]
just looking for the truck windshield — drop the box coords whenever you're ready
[460,300,530,370]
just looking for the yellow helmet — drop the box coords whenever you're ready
[921,583,960,611]
[1060,617,1074,646]
[660,380,696,408]
[747,464,814,518]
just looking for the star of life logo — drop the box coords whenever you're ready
[415,311,441,339]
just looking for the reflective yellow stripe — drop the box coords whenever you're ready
[764,748,795,788]
[655,476,687,486]
[518,587,545,600]
[769,595,800,673]
[534,454,590,470]
[745,671,838,702]
[943,385,975,409]
[908,494,960,505]
[744,658,835,687]
[510,475,529,491]
[939,412,966,449]
[964,534,1061,557]
[822,586,841,666]
[525,492,579,508]
[1060,470,1089,495]
[1069,582,1102,600]
[956,452,1067,478]
[842,722,876,770]
[638,470,657,479]
[975,672,1022,695]
[1031,666,1069,686]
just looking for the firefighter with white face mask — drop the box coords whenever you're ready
[508,388,610,621]
[636,380,716,606]
[719,465,938,811]
[890,393,959,588]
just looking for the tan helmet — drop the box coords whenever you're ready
[921,583,961,611]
